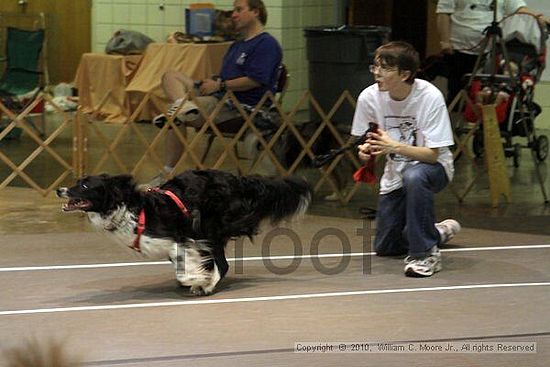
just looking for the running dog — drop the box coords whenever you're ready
[57,169,311,295]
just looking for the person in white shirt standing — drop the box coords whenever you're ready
[353,41,461,277]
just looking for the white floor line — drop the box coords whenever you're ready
[0,244,550,273]
[1,244,550,273]
[0,261,170,272]
[0,282,548,317]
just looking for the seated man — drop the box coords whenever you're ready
[148,0,282,186]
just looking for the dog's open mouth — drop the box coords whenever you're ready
[62,198,93,212]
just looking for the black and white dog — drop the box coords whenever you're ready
[57,169,311,295]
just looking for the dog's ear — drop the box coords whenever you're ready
[110,174,135,188]
[108,174,137,204]
[97,173,111,180]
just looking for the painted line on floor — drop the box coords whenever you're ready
[0,244,549,273]
[0,282,548,316]
[0,261,171,272]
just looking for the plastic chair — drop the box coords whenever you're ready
[200,63,289,169]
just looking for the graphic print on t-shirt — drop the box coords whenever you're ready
[385,115,417,162]
[467,0,495,12]
[236,52,247,65]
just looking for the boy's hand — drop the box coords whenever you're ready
[366,129,399,156]
[357,142,372,162]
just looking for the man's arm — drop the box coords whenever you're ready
[516,7,550,25]
[199,76,261,95]
[223,76,261,91]
[437,13,453,53]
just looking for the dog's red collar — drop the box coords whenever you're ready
[130,188,190,253]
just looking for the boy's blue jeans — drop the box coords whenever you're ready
[374,162,449,258]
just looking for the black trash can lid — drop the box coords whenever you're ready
[304,25,391,36]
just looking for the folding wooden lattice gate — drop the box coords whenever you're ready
[0,89,375,203]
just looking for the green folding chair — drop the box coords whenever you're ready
[0,27,45,95]
[0,12,49,137]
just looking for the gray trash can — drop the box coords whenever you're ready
[304,25,391,126]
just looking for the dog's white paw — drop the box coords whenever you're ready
[176,260,221,296]
[190,285,207,296]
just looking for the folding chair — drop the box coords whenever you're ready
[199,63,289,170]
[0,12,49,136]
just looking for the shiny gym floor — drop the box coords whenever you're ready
[0,123,549,366]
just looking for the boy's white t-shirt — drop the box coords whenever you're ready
[436,0,526,54]
[351,78,455,195]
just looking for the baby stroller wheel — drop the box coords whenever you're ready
[513,143,521,168]
[534,135,548,162]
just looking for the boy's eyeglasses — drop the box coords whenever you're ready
[369,64,397,75]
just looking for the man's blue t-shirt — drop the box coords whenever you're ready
[218,32,282,106]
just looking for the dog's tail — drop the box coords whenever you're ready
[223,175,311,238]
[268,176,311,223]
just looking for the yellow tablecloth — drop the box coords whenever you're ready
[74,53,142,123]
[74,42,232,123]
[126,42,231,121]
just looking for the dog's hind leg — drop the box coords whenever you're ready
[187,241,228,296]
[190,257,221,296]
[175,240,221,296]
[212,242,229,279]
